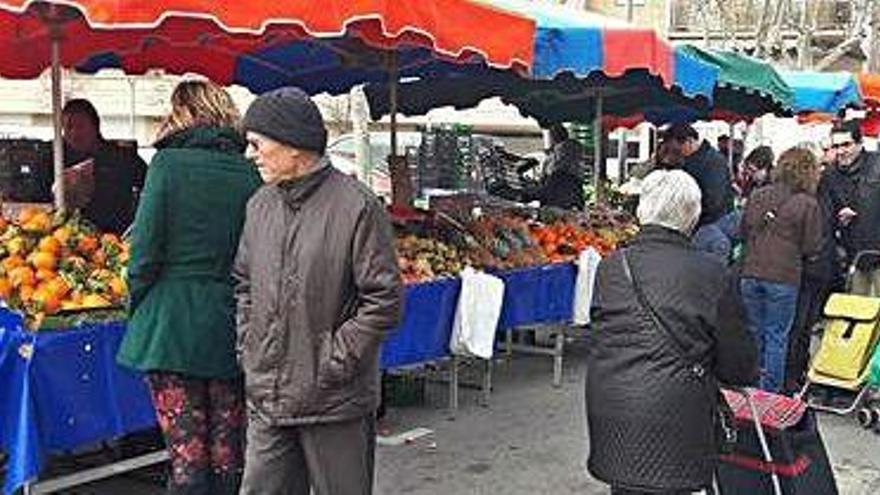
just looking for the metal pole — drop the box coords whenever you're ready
[50,31,65,213]
[129,77,137,139]
[625,0,634,22]
[388,53,399,158]
[727,122,735,175]
[593,95,604,205]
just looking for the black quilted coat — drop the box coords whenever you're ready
[586,226,758,492]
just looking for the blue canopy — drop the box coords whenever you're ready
[780,70,863,114]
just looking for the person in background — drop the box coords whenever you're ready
[818,120,880,296]
[664,124,735,228]
[117,80,262,494]
[786,142,837,392]
[53,99,148,233]
[740,148,824,393]
[586,170,757,495]
[234,87,402,495]
[523,124,585,210]
[736,145,775,200]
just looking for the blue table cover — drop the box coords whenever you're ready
[0,315,156,495]
[0,278,463,494]
[496,263,577,329]
[380,277,461,369]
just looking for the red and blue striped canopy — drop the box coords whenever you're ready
[366,0,718,123]
[0,0,536,95]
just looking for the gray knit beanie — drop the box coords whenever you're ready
[243,87,328,154]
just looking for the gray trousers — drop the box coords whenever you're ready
[240,413,376,495]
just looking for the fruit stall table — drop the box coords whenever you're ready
[0,278,463,495]
[494,262,578,387]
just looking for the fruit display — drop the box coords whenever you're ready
[0,207,128,329]
[396,234,468,285]
[530,222,616,260]
[463,214,548,270]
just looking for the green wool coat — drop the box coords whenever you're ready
[117,126,262,378]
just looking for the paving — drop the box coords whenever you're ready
[12,340,880,494]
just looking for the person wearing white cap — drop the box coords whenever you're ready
[585,170,757,494]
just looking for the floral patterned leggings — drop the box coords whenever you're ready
[147,372,245,492]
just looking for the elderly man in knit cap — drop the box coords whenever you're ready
[233,87,403,495]
[586,170,756,495]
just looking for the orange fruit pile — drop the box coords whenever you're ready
[0,207,128,327]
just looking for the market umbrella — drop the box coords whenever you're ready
[677,46,794,121]
[366,1,717,122]
[780,70,863,114]
[0,0,536,210]
[857,73,880,137]
[364,0,719,196]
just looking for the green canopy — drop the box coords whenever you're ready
[680,45,794,120]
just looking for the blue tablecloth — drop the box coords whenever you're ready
[0,279,462,494]
[496,263,577,329]
[0,315,156,495]
[380,277,461,369]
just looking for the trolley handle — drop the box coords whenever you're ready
[725,386,783,495]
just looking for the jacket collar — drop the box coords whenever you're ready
[275,156,333,210]
[631,224,693,249]
[153,125,245,154]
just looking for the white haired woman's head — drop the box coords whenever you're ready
[636,170,702,235]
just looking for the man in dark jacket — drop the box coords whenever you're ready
[818,120,880,295]
[522,124,585,210]
[586,170,757,494]
[234,87,403,495]
[666,125,735,226]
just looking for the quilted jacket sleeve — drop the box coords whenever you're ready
[713,271,759,386]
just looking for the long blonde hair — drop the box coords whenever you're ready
[156,80,240,142]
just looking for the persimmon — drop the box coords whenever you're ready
[1,255,26,273]
[0,278,11,299]
[9,266,35,288]
[38,236,62,255]
[77,235,99,255]
[31,251,57,271]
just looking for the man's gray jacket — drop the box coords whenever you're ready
[234,161,403,425]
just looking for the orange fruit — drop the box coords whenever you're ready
[31,251,57,271]
[0,217,8,232]
[81,293,111,309]
[108,277,126,298]
[53,226,72,245]
[1,255,26,273]
[22,212,52,233]
[77,235,99,255]
[9,266,35,288]
[38,236,62,255]
[47,277,70,299]
[100,233,121,246]
[32,286,61,314]
[35,268,56,282]
[0,278,11,299]
[91,249,107,267]
[17,207,40,225]
[18,284,34,302]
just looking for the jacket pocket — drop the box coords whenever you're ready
[316,329,356,390]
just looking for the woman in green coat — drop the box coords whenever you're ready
[117,80,261,495]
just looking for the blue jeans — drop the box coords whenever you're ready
[740,278,799,392]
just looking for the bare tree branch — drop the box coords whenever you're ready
[815,36,863,70]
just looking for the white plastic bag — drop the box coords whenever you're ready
[449,267,505,359]
[572,248,602,325]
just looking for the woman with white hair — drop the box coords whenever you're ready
[586,170,758,494]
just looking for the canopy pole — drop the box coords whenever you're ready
[50,26,65,213]
[592,94,604,206]
[728,122,735,175]
[389,53,399,157]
